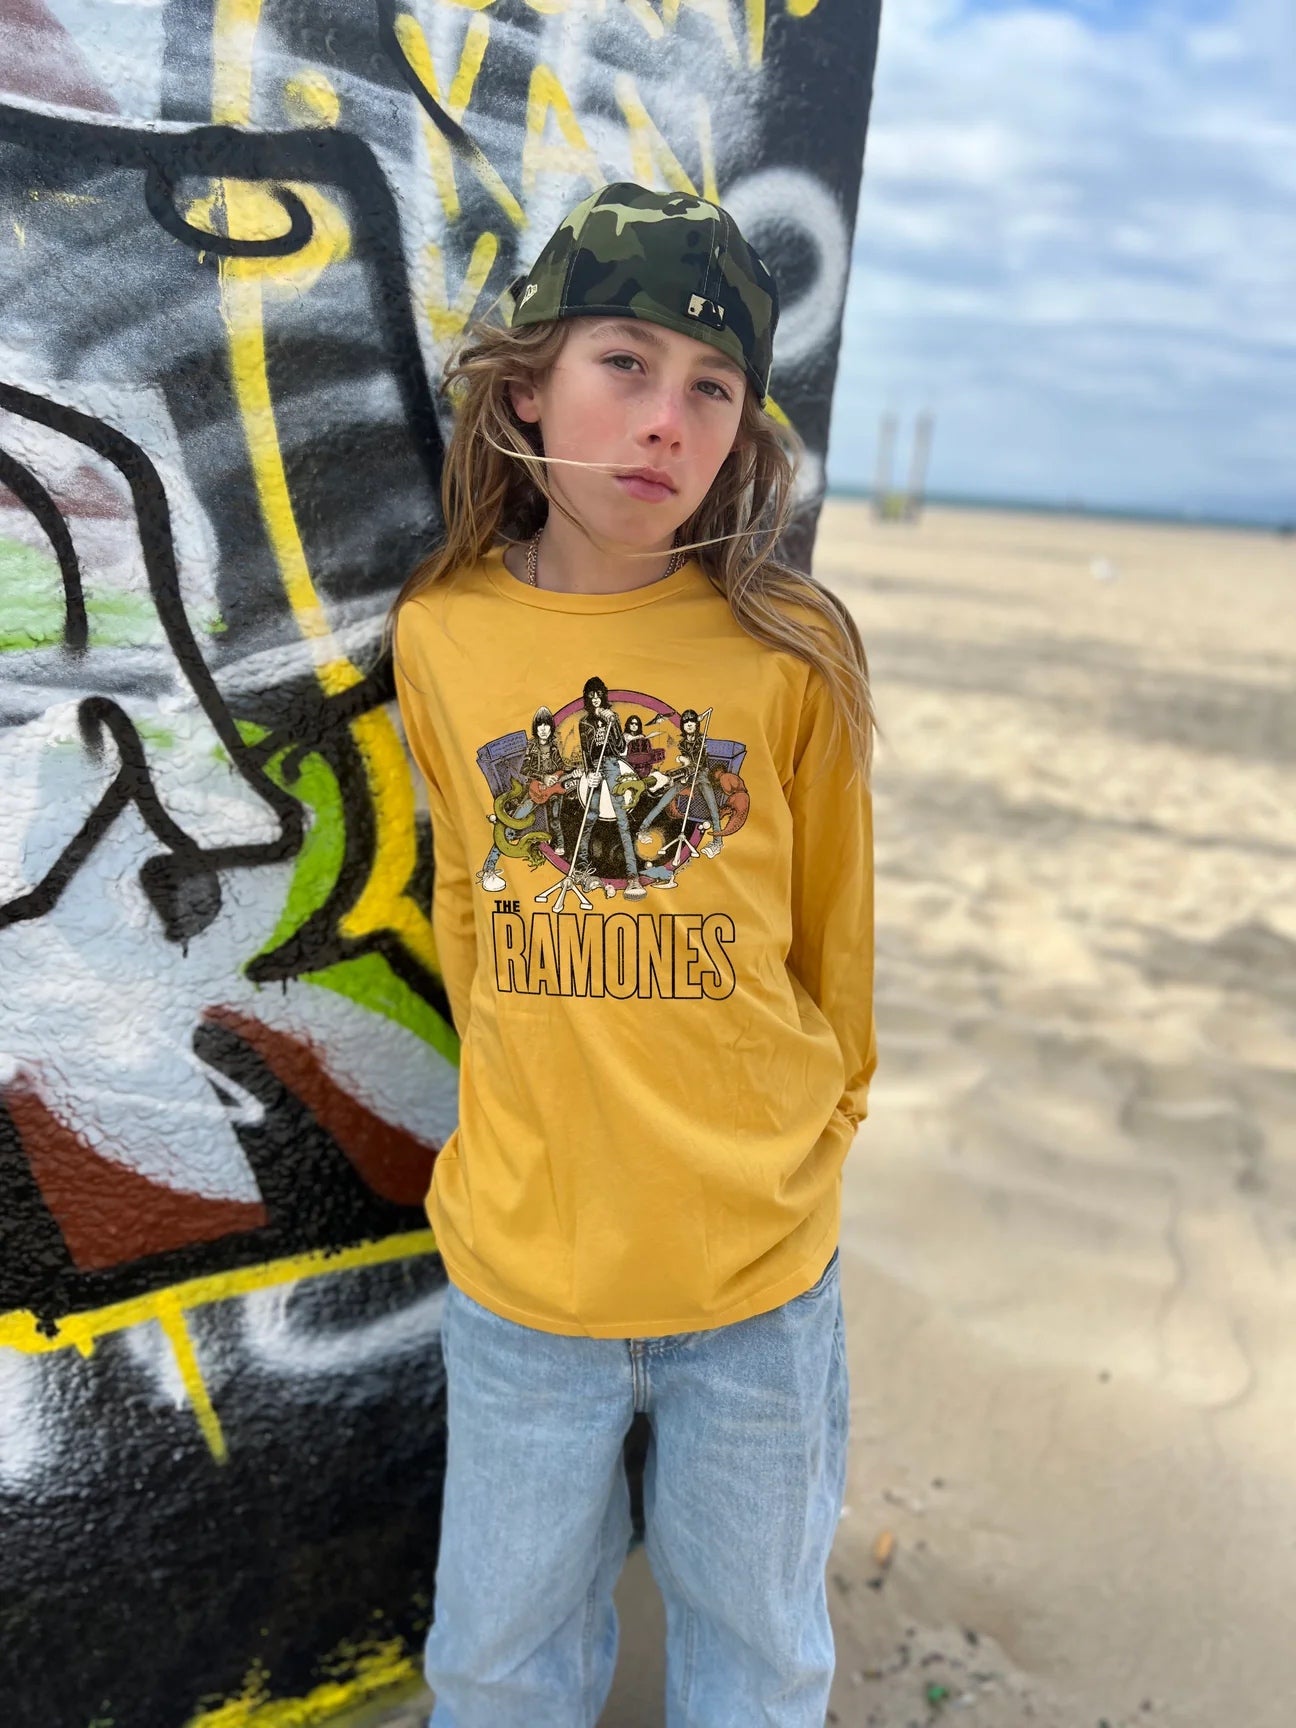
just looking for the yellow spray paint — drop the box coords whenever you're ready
[746,0,766,65]
[422,228,501,344]
[0,1231,440,1460]
[394,11,523,228]
[622,0,665,37]
[156,1293,229,1463]
[186,1641,418,1728]
[522,64,603,195]
[616,73,711,198]
[282,69,341,128]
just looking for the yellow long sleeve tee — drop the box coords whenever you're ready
[393,544,876,1337]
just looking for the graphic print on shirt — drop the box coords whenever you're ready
[472,676,749,999]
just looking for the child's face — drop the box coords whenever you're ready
[509,317,746,544]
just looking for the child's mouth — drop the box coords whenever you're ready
[615,474,675,502]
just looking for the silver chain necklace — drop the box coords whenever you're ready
[525,527,688,588]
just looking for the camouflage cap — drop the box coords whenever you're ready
[502,181,780,407]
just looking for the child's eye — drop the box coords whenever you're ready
[604,354,732,402]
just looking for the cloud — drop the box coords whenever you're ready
[828,0,1296,520]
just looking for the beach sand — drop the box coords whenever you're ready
[378,502,1295,1728]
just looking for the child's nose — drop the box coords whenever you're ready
[639,389,686,442]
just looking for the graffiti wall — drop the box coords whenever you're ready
[0,1,882,1723]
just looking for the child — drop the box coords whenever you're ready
[388,180,878,1728]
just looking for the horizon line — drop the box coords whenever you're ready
[822,485,1294,535]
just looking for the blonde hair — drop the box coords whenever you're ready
[382,314,877,782]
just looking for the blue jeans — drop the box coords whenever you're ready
[575,757,640,879]
[638,773,722,839]
[425,1248,848,1727]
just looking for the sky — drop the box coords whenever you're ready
[826,0,1296,524]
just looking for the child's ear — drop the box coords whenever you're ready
[507,377,542,425]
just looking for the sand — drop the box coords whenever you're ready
[804,501,1295,1728]
[370,502,1296,1728]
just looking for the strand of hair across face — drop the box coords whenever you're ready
[469,424,773,564]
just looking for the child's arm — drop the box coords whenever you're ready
[787,668,878,1142]
[392,609,478,1041]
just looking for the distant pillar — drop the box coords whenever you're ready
[873,411,935,523]
[903,411,934,520]
[871,411,898,519]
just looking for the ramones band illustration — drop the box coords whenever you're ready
[474,677,750,911]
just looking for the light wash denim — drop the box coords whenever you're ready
[425,1246,848,1727]
[574,755,642,880]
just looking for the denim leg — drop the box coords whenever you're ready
[585,1435,636,1711]
[573,812,595,874]
[637,781,680,836]
[639,777,719,843]
[604,760,640,877]
[425,1283,636,1728]
[641,1253,849,1727]
[575,765,639,878]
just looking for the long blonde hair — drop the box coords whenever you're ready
[383,314,877,781]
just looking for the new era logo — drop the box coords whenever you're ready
[520,282,539,306]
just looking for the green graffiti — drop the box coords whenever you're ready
[0,537,224,648]
[242,719,457,1067]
